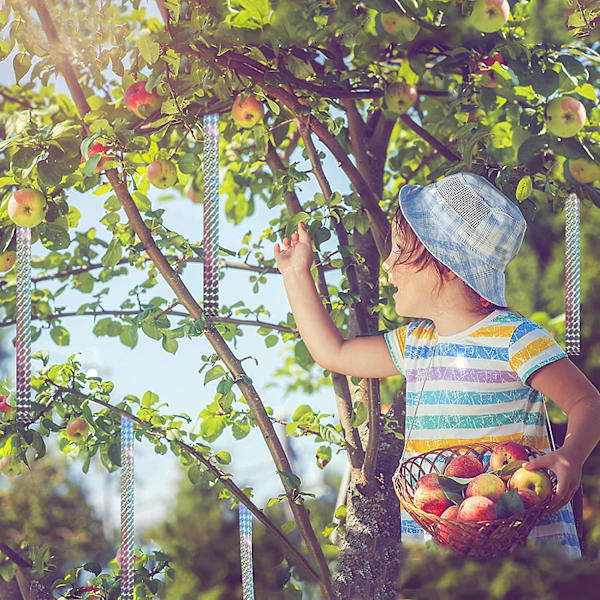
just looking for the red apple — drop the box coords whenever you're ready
[232,94,264,128]
[489,441,530,472]
[415,472,441,491]
[82,583,102,600]
[474,53,505,87]
[457,495,498,521]
[508,467,553,503]
[147,159,177,189]
[66,417,89,441]
[466,473,506,502]
[0,396,14,417]
[82,140,112,174]
[124,81,162,119]
[384,82,417,114]
[413,483,452,516]
[437,504,461,545]
[545,96,586,138]
[8,189,47,228]
[516,488,541,510]
[0,251,16,272]
[469,0,510,33]
[444,455,483,478]
[568,158,600,183]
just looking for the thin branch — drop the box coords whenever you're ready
[45,383,319,581]
[399,114,461,162]
[32,3,333,594]
[0,542,33,569]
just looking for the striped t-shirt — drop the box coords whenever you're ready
[384,309,581,558]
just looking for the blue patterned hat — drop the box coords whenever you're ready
[398,172,527,307]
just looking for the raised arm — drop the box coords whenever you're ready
[274,222,399,378]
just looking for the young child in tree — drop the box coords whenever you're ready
[274,171,600,558]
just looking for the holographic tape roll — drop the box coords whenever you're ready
[239,504,255,600]
[120,415,135,600]
[203,113,220,318]
[565,194,580,355]
[15,227,32,421]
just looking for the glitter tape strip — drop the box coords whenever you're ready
[15,227,31,421]
[239,504,255,600]
[120,416,135,600]
[565,194,580,355]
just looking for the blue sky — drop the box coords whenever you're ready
[0,30,350,543]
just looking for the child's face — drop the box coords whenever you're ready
[382,222,443,319]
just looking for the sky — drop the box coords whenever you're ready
[0,6,352,548]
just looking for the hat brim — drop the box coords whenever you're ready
[399,184,507,307]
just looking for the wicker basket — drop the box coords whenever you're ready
[393,442,557,559]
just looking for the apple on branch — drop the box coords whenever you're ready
[472,52,505,87]
[82,140,112,174]
[0,248,16,273]
[0,395,15,418]
[545,96,586,138]
[232,93,264,128]
[469,0,510,33]
[66,417,89,441]
[374,11,419,42]
[147,159,178,189]
[567,157,600,183]
[8,189,47,228]
[124,81,162,119]
[384,82,417,114]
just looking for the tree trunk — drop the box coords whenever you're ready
[333,228,406,599]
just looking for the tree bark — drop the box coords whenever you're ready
[333,229,406,599]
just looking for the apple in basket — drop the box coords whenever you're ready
[437,504,460,545]
[457,496,498,521]
[490,441,530,474]
[508,467,553,503]
[413,473,452,516]
[444,455,484,478]
[465,473,506,502]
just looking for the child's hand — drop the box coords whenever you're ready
[523,448,582,513]
[274,221,314,275]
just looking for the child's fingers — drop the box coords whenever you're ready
[274,242,281,254]
[292,233,299,242]
[297,221,311,241]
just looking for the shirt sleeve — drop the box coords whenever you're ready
[508,320,567,386]
[384,325,408,376]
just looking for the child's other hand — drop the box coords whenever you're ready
[274,221,314,275]
[523,448,582,513]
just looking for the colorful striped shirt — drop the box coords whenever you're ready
[384,309,581,558]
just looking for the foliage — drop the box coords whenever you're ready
[0,0,598,596]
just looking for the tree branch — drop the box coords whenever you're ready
[399,114,461,162]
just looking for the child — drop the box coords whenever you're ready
[274,171,600,559]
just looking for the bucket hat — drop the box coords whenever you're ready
[398,172,527,307]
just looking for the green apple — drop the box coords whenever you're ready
[384,82,418,114]
[545,96,586,138]
[231,94,264,128]
[0,455,22,476]
[375,12,419,42]
[8,189,47,228]
[0,250,16,272]
[508,466,553,503]
[567,157,600,183]
[66,417,89,441]
[465,473,506,502]
[124,81,162,119]
[470,0,510,33]
[147,159,178,189]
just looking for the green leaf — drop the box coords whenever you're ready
[265,334,278,348]
[141,320,161,340]
[188,464,203,485]
[37,159,62,187]
[351,401,368,427]
[178,153,201,174]
[517,134,549,164]
[101,238,122,267]
[120,326,139,349]
[161,334,178,354]
[531,69,559,97]
[108,441,121,467]
[204,364,226,385]
[276,470,301,490]
[200,416,225,442]
[292,404,313,421]
[83,562,102,576]
[50,326,70,346]
[215,450,231,464]
[13,52,31,83]
[496,460,524,480]
[282,520,297,534]
[496,488,525,519]
[38,223,71,251]
[73,272,95,293]
[515,175,533,201]
[137,33,160,65]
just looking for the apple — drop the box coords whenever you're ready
[0,250,16,272]
[457,495,497,521]
[413,483,452,516]
[489,441,530,472]
[437,504,460,545]
[508,467,553,503]
[384,82,417,114]
[466,473,506,502]
[474,53,505,87]
[415,472,441,491]
[147,159,178,189]
[469,0,510,33]
[124,81,162,119]
[81,583,102,600]
[66,417,89,441]
[82,141,112,174]
[187,186,202,204]
[568,158,600,183]
[0,396,15,418]
[516,488,541,510]
[8,189,47,228]
[545,96,586,138]
[444,455,483,478]
[232,93,264,128]
[0,455,22,476]
[375,12,419,42]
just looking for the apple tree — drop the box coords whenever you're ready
[0,0,599,598]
